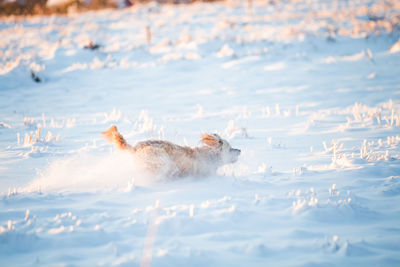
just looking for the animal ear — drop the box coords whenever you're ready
[201,133,222,147]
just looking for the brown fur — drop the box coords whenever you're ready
[102,125,132,151]
[102,125,240,177]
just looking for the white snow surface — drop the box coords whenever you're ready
[1,0,400,266]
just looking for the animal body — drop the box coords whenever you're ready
[102,125,240,177]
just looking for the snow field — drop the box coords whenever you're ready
[1,0,400,266]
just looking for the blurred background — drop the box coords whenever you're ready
[0,0,223,16]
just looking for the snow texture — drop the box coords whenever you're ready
[1,0,400,266]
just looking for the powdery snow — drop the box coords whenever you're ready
[1,0,400,266]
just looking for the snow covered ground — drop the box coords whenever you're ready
[1,0,400,266]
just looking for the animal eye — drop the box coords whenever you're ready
[219,140,223,145]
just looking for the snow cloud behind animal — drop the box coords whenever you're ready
[24,151,156,193]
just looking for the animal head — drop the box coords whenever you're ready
[201,133,241,164]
